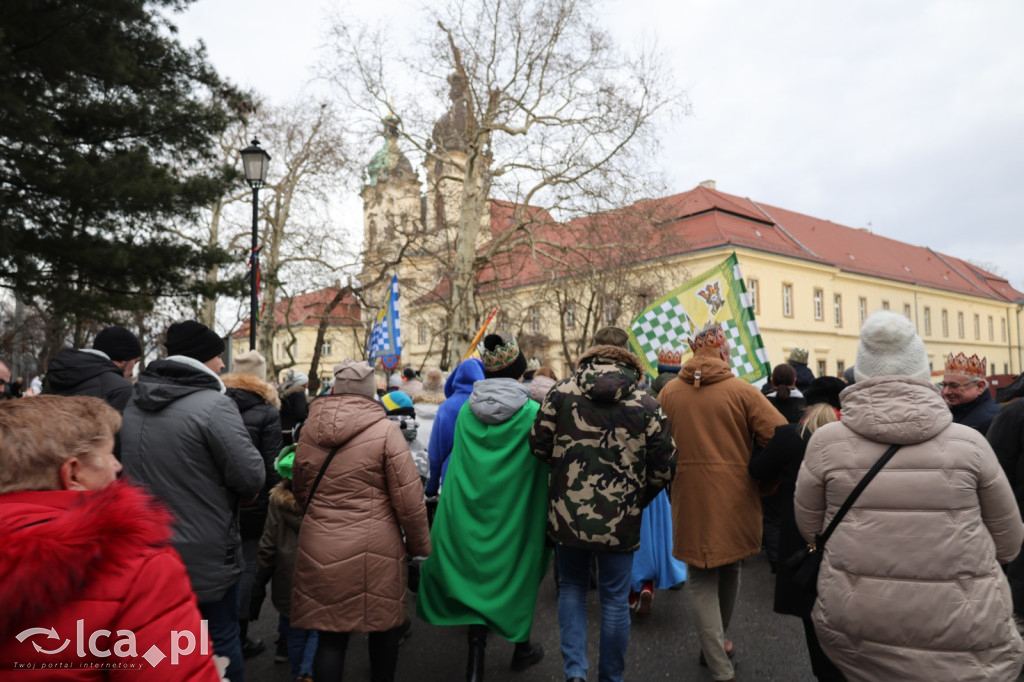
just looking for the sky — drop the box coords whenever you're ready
[173,0,1024,293]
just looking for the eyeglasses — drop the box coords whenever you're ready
[938,379,980,390]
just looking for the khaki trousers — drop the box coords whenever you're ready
[687,561,741,681]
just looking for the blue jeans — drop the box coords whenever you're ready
[278,614,319,679]
[556,546,634,682]
[199,581,244,682]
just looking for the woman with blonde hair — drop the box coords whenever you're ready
[0,395,221,679]
[749,377,847,680]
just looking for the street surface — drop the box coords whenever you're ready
[245,551,817,681]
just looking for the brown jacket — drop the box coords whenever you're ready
[658,348,786,568]
[795,376,1024,681]
[291,394,431,633]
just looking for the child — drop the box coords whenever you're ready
[251,447,318,682]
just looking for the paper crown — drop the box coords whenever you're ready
[688,325,727,352]
[945,352,986,380]
[526,358,541,371]
[789,347,809,364]
[657,348,683,370]
[480,336,521,373]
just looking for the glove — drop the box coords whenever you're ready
[249,581,267,621]
[424,495,439,527]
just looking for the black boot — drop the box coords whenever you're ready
[466,628,487,682]
[510,641,544,671]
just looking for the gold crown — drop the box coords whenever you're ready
[945,352,986,380]
[688,326,727,352]
[657,348,683,367]
[480,336,521,373]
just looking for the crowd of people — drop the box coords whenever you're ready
[2,310,1024,682]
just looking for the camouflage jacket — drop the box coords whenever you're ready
[529,345,677,552]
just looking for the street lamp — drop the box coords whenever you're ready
[240,138,271,351]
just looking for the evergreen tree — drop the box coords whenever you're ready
[0,0,246,327]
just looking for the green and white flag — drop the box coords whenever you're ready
[627,253,770,384]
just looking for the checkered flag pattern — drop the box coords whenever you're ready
[628,253,770,385]
[367,275,402,364]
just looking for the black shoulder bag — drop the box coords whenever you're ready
[787,443,902,591]
[301,444,342,517]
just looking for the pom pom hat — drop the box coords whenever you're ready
[480,333,527,379]
[854,310,930,383]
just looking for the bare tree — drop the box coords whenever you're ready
[324,0,684,366]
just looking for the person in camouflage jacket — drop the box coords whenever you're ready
[530,329,676,682]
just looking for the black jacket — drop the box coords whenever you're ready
[989,399,1024,611]
[43,348,133,411]
[749,422,816,618]
[950,390,1001,436]
[223,374,283,540]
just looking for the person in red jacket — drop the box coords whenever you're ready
[0,395,222,681]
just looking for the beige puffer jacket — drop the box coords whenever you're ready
[795,376,1024,682]
[291,393,431,633]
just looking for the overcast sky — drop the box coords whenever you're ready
[174,0,1024,292]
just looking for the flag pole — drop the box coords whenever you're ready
[462,306,500,363]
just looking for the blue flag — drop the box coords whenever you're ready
[368,275,402,369]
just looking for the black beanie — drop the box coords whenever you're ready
[480,333,527,380]
[93,326,142,361]
[803,376,846,410]
[165,321,225,362]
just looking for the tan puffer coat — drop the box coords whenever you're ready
[291,393,431,633]
[795,376,1024,682]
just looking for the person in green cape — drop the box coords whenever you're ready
[416,333,550,682]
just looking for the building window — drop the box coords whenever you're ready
[604,300,618,325]
[418,322,427,345]
[989,316,995,341]
[859,297,867,326]
[924,307,932,335]
[321,340,332,357]
[836,360,845,376]
[973,314,980,340]
[941,309,949,337]
[817,359,827,376]
[531,307,541,334]
[833,294,842,327]
[565,303,576,329]
[747,278,760,315]
[813,288,824,321]
[957,312,964,339]
[881,300,890,311]
[783,283,793,317]
[1002,317,1007,342]
[904,303,912,320]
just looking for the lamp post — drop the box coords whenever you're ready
[240,138,271,351]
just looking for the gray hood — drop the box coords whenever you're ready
[468,378,530,425]
[838,375,951,445]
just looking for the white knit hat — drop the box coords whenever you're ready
[854,310,930,383]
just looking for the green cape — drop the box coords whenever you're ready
[416,398,552,642]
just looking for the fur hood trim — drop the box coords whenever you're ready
[269,480,299,513]
[222,373,281,409]
[280,382,307,399]
[0,481,174,638]
[412,390,446,405]
[578,344,643,375]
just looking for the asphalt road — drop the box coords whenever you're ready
[243,551,816,681]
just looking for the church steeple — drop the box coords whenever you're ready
[364,112,416,188]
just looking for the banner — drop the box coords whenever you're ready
[627,253,769,384]
[367,274,402,370]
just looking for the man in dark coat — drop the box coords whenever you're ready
[990,398,1024,634]
[942,352,1000,435]
[786,348,815,393]
[43,325,141,412]
[120,320,265,682]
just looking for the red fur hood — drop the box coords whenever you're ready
[0,481,174,638]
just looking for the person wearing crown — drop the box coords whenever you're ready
[417,333,549,681]
[942,352,1001,435]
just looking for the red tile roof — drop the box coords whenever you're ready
[415,185,1022,304]
[234,286,361,339]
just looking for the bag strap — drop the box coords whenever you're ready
[815,443,902,550]
[301,444,342,517]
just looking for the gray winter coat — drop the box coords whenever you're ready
[795,376,1024,681]
[120,356,266,603]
